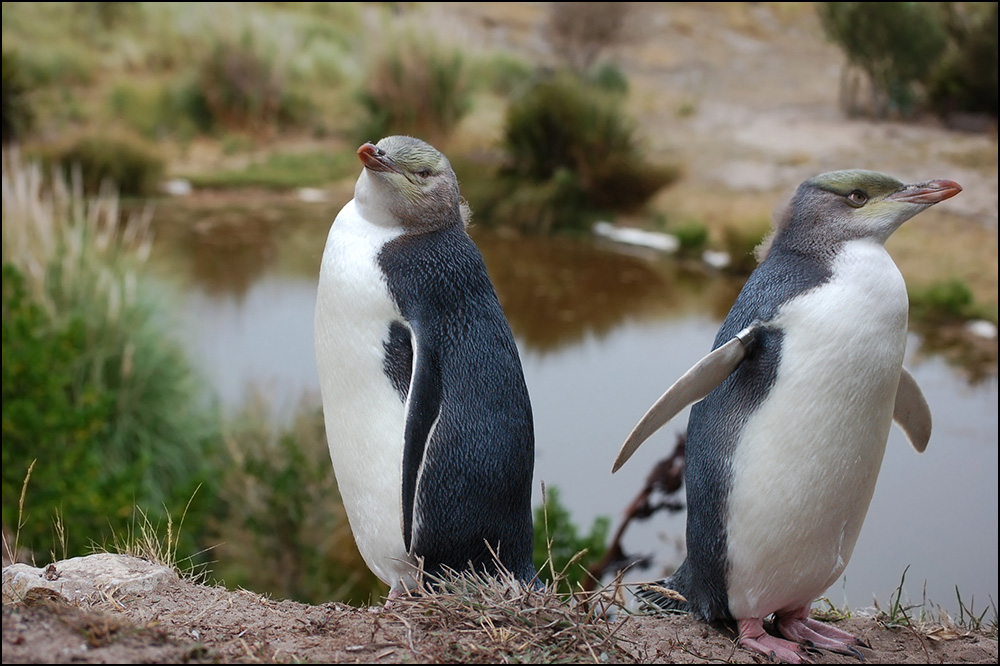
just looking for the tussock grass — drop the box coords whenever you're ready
[384,564,630,664]
[2,148,220,565]
[354,33,472,146]
[106,495,212,583]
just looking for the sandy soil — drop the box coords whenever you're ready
[3,3,996,664]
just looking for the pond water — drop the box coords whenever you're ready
[150,196,998,619]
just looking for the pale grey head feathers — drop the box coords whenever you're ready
[354,135,470,231]
[757,169,962,261]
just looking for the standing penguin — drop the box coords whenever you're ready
[314,135,536,598]
[612,170,961,663]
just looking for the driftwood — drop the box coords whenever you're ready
[585,434,686,591]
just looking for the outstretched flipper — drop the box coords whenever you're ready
[612,324,759,473]
[893,366,931,453]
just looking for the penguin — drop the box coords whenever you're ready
[612,170,962,663]
[314,135,537,599]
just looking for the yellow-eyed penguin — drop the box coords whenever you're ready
[314,135,536,598]
[612,170,962,663]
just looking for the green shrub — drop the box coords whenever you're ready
[587,60,629,95]
[40,132,165,197]
[189,34,312,135]
[927,2,998,118]
[11,46,96,88]
[354,36,471,144]
[818,2,948,117]
[2,50,36,144]
[207,400,386,605]
[671,220,710,256]
[107,82,202,141]
[1,154,220,565]
[484,72,679,233]
[471,52,534,96]
[909,279,979,323]
[533,485,610,591]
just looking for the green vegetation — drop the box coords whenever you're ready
[354,35,472,145]
[188,34,315,135]
[909,279,989,324]
[206,399,386,606]
[669,220,710,257]
[2,50,35,143]
[35,132,166,197]
[1,153,219,563]
[184,149,358,190]
[927,2,999,118]
[818,2,997,120]
[479,71,680,233]
[534,485,610,591]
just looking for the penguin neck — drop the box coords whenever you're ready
[354,170,405,229]
[354,170,464,234]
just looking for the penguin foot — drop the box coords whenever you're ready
[737,617,813,664]
[775,613,867,661]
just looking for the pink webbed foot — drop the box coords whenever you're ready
[775,607,868,660]
[738,617,815,664]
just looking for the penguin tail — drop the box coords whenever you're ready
[632,576,691,614]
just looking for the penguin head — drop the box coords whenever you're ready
[353,135,466,231]
[762,169,962,259]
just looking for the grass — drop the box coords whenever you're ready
[870,565,999,641]
[107,494,211,583]
[380,561,630,663]
[183,148,358,190]
[2,148,221,566]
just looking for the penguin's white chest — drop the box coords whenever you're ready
[314,199,415,589]
[726,241,908,619]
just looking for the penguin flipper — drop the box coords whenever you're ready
[612,324,759,473]
[893,366,931,453]
[399,332,444,554]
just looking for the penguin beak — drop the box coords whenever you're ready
[890,180,963,205]
[358,143,403,175]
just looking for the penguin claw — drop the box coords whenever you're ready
[801,643,823,657]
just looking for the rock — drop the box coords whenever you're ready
[593,221,681,253]
[161,178,192,196]
[297,187,329,202]
[966,319,998,339]
[2,553,178,603]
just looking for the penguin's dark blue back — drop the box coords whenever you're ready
[378,224,536,583]
[665,245,833,621]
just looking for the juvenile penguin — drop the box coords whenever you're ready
[612,170,961,663]
[314,135,536,597]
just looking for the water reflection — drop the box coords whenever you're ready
[152,196,337,297]
[475,228,745,352]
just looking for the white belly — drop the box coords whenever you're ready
[726,240,908,619]
[314,199,415,590]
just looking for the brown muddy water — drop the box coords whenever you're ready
[149,194,998,620]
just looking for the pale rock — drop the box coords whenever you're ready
[2,553,177,603]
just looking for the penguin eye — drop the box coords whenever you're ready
[847,190,868,207]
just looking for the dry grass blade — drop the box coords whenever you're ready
[381,563,629,664]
